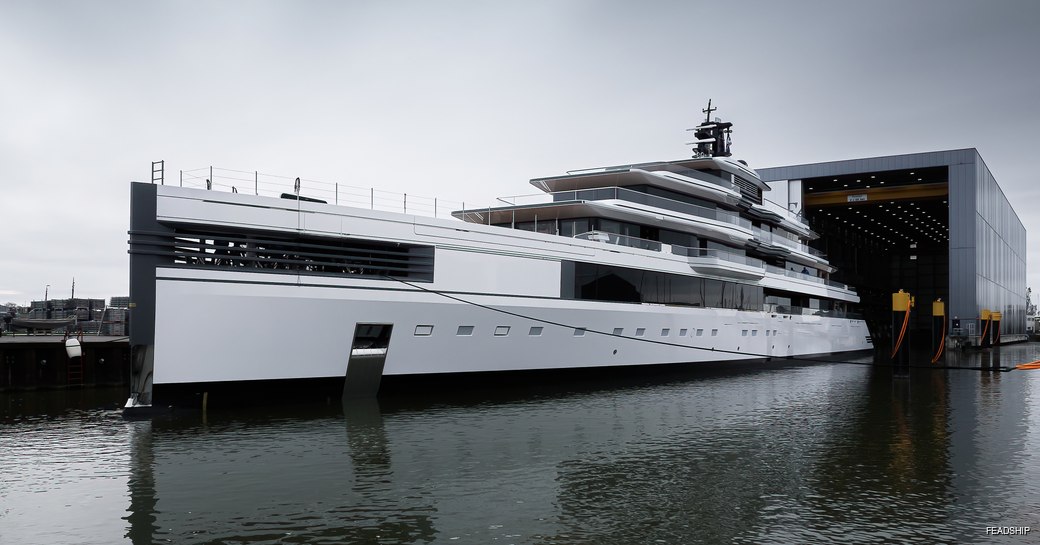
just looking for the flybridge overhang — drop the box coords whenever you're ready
[530,156,767,194]
[528,167,742,207]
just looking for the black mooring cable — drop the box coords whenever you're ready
[381,275,1019,373]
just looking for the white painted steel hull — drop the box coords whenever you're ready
[153,276,871,385]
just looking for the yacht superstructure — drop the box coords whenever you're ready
[124,105,871,410]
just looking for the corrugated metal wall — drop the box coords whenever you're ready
[759,148,1027,334]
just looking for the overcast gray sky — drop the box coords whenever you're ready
[1,0,1038,304]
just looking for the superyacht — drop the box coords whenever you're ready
[124,104,871,410]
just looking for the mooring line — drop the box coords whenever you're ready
[380,275,1020,372]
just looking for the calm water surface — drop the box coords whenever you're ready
[3,347,1040,544]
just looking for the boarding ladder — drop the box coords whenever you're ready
[67,357,84,386]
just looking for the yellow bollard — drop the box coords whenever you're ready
[892,290,913,369]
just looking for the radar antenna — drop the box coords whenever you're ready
[702,99,716,124]
[687,99,734,158]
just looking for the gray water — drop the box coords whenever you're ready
[2,347,1040,545]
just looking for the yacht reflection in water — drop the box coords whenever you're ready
[124,399,438,544]
[121,353,1039,544]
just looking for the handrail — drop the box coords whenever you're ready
[763,264,855,292]
[766,264,820,283]
[573,231,764,270]
[752,226,827,258]
[760,197,810,226]
[764,304,863,319]
[174,166,466,220]
[573,231,662,252]
[670,246,765,269]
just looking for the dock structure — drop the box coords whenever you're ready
[760,149,1026,350]
[0,335,130,390]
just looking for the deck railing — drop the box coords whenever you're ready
[760,197,811,228]
[571,232,853,292]
[670,245,765,269]
[764,264,854,292]
[573,231,662,252]
[170,166,467,220]
[753,226,827,258]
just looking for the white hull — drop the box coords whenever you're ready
[152,274,871,385]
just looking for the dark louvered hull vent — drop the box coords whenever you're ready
[130,226,434,282]
[734,176,762,204]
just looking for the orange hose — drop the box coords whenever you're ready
[931,316,946,364]
[891,307,911,359]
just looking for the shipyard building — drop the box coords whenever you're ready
[759,148,1026,338]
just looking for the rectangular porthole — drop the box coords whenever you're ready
[696,329,704,336]
[765,330,770,337]
[529,326,543,336]
[457,325,474,336]
[741,330,748,337]
[573,328,586,337]
[613,327,624,335]
[773,330,778,336]
[679,328,688,337]
[711,329,718,336]
[635,328,646,337]
[494,326,510,336]
[414,325,434,336]
[661,328,670,337]
[752,330,758,337]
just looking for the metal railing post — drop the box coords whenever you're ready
[434,198,437,218]
[370,188,374,210]
[179,170,183,187]
[404,193,407,213]
[255,171,258,195]
[335,183,338,205]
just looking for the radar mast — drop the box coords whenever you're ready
[687,99,733,158]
